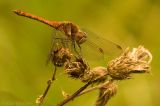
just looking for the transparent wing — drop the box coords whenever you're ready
[80,29,123,62]
[46,30,72,65]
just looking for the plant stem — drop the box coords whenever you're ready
[57,81,92,106]
[78,80,112,97]
[56,80,113,106]
[38,67,57,106]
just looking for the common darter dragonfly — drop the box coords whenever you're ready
[13,10,122,63]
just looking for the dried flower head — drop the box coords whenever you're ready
[81,67,108,83]
[64,57,89,79]
[65,56,108,83]
[107,45,152,80]
[95,81,117,106]
[52,47,72,67]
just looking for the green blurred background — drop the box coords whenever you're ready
[0,0,160,106]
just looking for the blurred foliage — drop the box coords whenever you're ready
[0,0,160,106]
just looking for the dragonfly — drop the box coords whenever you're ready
[13,10,122,61]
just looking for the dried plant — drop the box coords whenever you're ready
[58,46,152,106]
[37,45,152,106]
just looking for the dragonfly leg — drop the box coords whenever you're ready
[77,43,82,56]
[73,41,78,55]
[52,66,57,80]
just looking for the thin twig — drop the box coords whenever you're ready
[57,81,92,106]
[78,80,113,97]
[57,80,113,106]
[37,66,57,106]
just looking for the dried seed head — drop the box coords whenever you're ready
[107,46,152,80]
[81,67,108,83]
[65,57,108,83]
[64,57,89,79]
[95,81,117,106]
[53,47,72,67]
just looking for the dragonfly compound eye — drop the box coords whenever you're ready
[76,31,87,44]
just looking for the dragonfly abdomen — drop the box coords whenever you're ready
[13,10,61,28]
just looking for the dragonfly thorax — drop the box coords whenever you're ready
[56,22,87,45]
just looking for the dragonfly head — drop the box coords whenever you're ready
[76,30,87,44]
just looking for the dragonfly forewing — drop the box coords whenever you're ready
[80,29,122,61]
[46,30,72,65]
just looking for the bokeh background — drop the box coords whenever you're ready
[0,0,160,106]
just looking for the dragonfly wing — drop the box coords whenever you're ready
[80,29,122,61]
[46,30,72,65]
